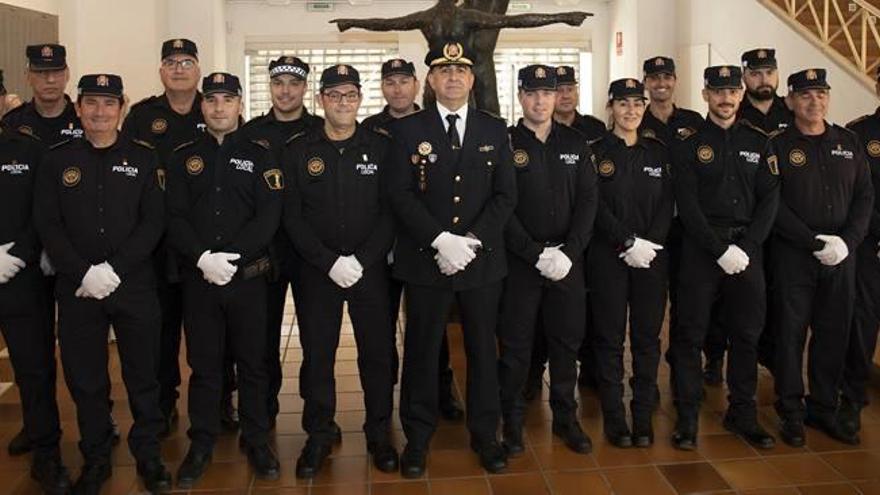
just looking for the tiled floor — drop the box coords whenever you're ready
[0,298,878,495]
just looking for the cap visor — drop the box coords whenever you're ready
[29,63,67,72]
[382,70,416,79]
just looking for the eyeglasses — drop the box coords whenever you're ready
[161,59,197,70]
[322,90,360,103]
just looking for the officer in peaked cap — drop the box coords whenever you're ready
[769,68,872,448]
[34,73,172,493]
[497,64,597,457]
[241,54,323,430]
[388,40,516,477]
[122,37,207,437]
[552,65,606,141]
[669,65,779,451]
[167,72,282,487]
[739,48,791,134]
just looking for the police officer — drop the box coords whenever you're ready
[739,49,792,134]
[34,74,171,494]
[2,44,82,147]
[589,78,672,448]
[0,124,69,494]
[841,74,880,440]
[240,55,322,429]
[388,41,516,477]
[770,68,873,447]
[362,57,464,421]
[167,72,282,486]
[640,57,704,144]
[670,66,779,451]
[283,64,397,478]
[498,64,596,456]
[552,65,606,140]
[122,38,206,436]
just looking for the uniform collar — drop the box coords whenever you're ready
[310,121,371,148]
[159,91,203,117]
[514,118,561,145]
[788,120,836,142]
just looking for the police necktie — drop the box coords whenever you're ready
[446,113,461,150]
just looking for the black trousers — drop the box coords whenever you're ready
[843,239,880,408]
[156,279,183,417]
[296,261,394,445]
[265,251,302,420]
[589,240,666,422]
[400,281,502,447]
[663,219,684,384]
[771,239,855,421]
[182,272,270,451]
[671,236,765,420]
[498,255,585,425]
[0,267,60,458]
[57,286,163,463]
[388,266,455,396]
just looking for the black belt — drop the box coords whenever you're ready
[239,255,272,280]
[711,225,747,242]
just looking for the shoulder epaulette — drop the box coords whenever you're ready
[131,95,158,108]
[641,133,667,147]
[587,136,604,147]
[846,115,869,128]
[676,126,697,140]
[49,139,72,150]
[285,130,308,145]
[132,138,155,150]
[395,109,424,123]
[12,126,40,142]
[478,108,504,121]
[173,140,196,152]
[739,119,770,137]
[371,126,391,138]
[251,138,270,150]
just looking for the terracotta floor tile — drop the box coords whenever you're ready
[251,487,309,495]
[820,450,880,480]
[429,477,491,495]
[530,443,597,471]
[487,472,549,495]
[545,470,610,495]
[796,483,860,494]
[602,466,675,495]
[187,460,253,490]
[252,459,309,489]
[855,480,880,495]
[738,488,800,495]
[658,461,731,493]
[369,480,430,495]
[697,433,759,460]
[765,453,844,484]
[309,484,369,495]
[425,449,484,478]
[712,459,788,490]
[311,455,369,485]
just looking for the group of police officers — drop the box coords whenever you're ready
[0,34,878,495]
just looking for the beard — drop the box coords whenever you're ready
[747,86,775,102]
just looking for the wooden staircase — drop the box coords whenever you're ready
[759,0,880,89]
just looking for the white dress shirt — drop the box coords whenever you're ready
[436,101,468,144]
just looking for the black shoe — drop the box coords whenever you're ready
[30,455,71,495]
[703,359,723,386]
[400,444,427,479]
[723,415,775,449]
[137,457,172,494]
[805,414,860,445]
[631,421,654,448]
[604,420,633,449]
[176,448,212,488]
[501,422,525,457]
[295,439,331,479]
[368,441,399,473]
[8,428,31,456]
[220,396,240,432]
[553,421,593,454]
[72,462,111,495]
[671,420,697,451]
[470,440,508,474]
[522,376,543,401]
[439,397,464,422]
[838,399,862,436]
[577,366,598,390]
[779,418,805,448]
[245,444,280,481]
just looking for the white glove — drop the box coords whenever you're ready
[435,252,460,276]
[39,250,55,276]
[328,255,363,288]
[197,251,240,286]
[0,242,26,284]
[619,237,663,269]
[77,262,121,299]
[813,234,849,266]
[431,232,482,271]
[717,245,750,275]
[536,246,572,281]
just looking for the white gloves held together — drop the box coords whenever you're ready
[813,234,849,266]
[535,245,572,281]
[620,237,663,269]
[432,231,482,276]
[329,255,363,288]
[76,262,120,299]
[717,245,750,275]
[197,251,241,286]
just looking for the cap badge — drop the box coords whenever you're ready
[173,39,184,49]
[41,45,53,58]
[443,42,463,61]
[96,75,109,87]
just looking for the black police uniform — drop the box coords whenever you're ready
[167,126,281,453]
[362,103,421,133]
[769,72,873,435]
[738,96,791,135]
[498,116,596,432]
[388,102,516,453]
[283,121,395,447]
[671,114,780,440]
[34,108,166,468]
[1,97,82,148]
[122,88,205,421]
[241,95,322,423]
[0,126,62,463]
[841,109,880,428]
[590,121,673,443]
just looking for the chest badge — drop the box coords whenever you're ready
[156,169,166,190]
[62,166,81,187]
[867,140,880,158]
[151,118,168,134]
[186,156,205,175]
[697,145,714,164]
[789,149,807,167]
[307,157,325,176]
[512,149,529,168]
[417,141,433,156]
[598,159,615,177]
[264,169,284,190]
